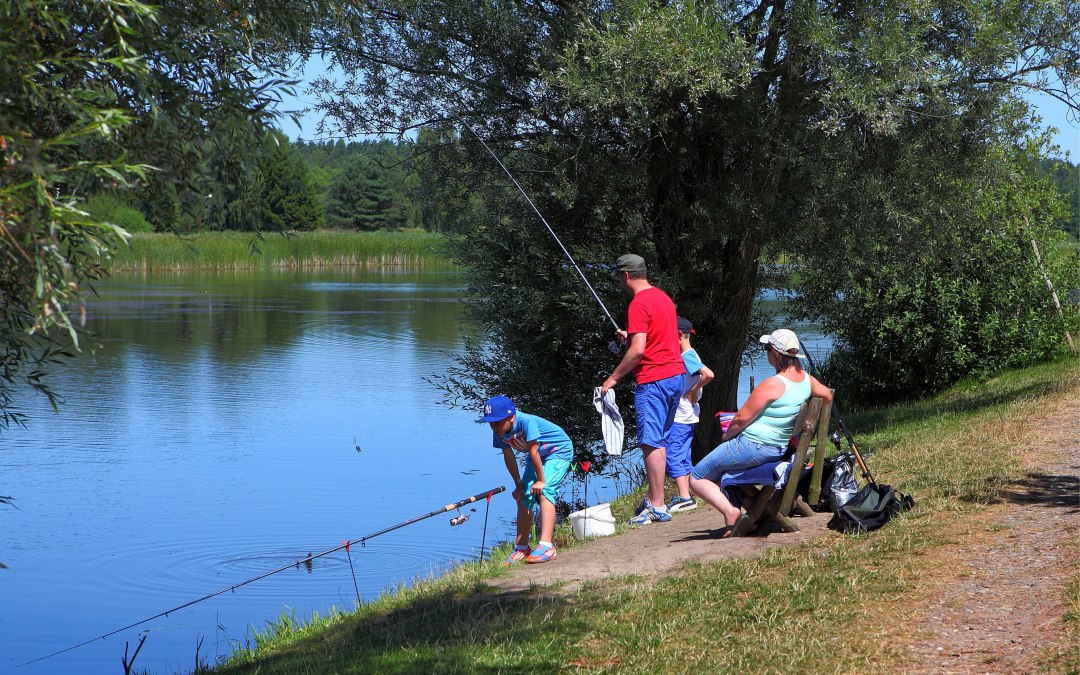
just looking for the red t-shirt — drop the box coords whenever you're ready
[626,287,684,384]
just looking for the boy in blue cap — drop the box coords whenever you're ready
[479,395,574,564]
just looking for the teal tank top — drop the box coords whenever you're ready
[741,374,812,448]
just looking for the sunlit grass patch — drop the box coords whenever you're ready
[848,357,1079,506]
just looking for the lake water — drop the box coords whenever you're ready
[0,269,826,674]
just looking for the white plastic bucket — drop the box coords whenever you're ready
[569,502,616,540]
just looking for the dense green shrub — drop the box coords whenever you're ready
[797,145,1072,407]
[83,195,154,233]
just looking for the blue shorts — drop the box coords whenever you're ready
[665,422,695,479]
[634,373,685,449]
[521,456,572,510]
[690,434,785,483]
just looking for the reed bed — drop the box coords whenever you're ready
[108,231,451,271]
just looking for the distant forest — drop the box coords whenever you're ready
[1036,158,1080,239]
[86,131,1079,239]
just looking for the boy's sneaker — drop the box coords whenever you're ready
[504,546,530,565]
[667,495,698,513]
[525,542,556,564]
[628,499,672,525]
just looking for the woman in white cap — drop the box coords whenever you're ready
[689,328,833,536]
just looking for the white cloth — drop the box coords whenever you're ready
[592,387,625,456]
[673,372,703,425]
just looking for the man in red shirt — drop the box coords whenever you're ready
[601,254,686,525]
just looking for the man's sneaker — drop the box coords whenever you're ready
[525,542,556,564]
[504,546,530,565]
[632,499,648,516]
[667,495,698,513]
[628,499,672,525]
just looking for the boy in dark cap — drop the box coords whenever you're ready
[479,395,573,564]
[666,316,714,512]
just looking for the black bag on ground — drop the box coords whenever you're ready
[827,482,915,534]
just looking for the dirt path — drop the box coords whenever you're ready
[489,397,1079,671]
[900,398,1079,672]
[490,507,833,593]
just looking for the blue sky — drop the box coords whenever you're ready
[1024,89,1079,159]
[273,59,1078,160]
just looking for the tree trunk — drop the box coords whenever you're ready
[690,236,761,463]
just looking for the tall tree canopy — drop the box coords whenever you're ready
[0,0,312,428]
[310,0,1078,456]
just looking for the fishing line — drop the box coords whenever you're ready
[343,541,361,607]
[478,492,492,563]
[17,486,506,669]
[454,115,620,331]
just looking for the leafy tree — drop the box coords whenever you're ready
[324,152,406,230]
[410,127,485,233]
[259,133,321,231]
[0,0,311,429]
[201,134,276,232]
[1037,158,1079,239]
[310,0,1078,457]
[138,176,183,232]
[795,138,1071,405]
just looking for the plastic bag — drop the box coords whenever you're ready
[828,452,860,511]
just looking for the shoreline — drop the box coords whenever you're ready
[214,356,1080,674]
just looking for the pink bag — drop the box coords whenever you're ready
[715,412,736,434]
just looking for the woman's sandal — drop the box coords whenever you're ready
[721,513,749,539]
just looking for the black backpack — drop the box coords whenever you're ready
[827,482,916,533]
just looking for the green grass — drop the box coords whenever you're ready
[108,230,451,271]
[213,356,1080,674]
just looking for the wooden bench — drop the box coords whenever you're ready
[730,394,832,536]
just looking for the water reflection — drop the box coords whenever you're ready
[1,267,489,675]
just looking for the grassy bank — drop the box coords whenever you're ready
[108,231,450,271]
[213,357,1079,674]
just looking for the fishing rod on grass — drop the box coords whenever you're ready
[800,346,877,488]
[17,486,505,669]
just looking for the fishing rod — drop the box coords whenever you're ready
[800,346,877,487]
[455,115,620,332]
[17,486,506,669]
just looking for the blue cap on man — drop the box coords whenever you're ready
[478,395,516,423]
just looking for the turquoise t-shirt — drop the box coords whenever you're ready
[492,412,574,461]
[741,374,811,448]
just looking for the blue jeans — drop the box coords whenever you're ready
[690,435,785,483]
[634,373,685,448]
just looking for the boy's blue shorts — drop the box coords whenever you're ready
[665,422,695,479]
[521,456,572,510]
[634,373,685,449]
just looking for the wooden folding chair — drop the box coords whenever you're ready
[730,394,832,536]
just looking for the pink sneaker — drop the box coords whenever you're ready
[525,542,556,564]
[504,546,530,565]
